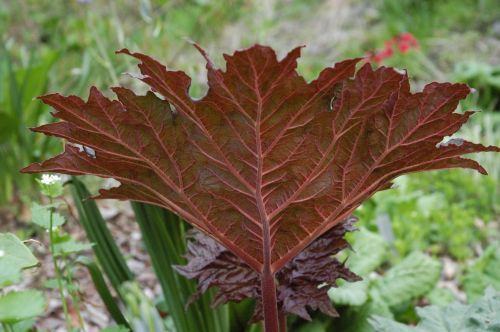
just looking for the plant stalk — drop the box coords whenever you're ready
[279,312,287,332]
[48,198,71,330]
[261,268,279,332]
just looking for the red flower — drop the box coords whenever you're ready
[365,32,419,63]
[397,32,419,53]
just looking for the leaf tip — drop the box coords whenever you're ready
[192,42,214,68]
[115,48,132,55]
[20,163,41,174]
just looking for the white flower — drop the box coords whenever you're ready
[41,174,61,185]
[0,250,5,258]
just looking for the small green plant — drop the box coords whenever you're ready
[0,233,46,331]
[119,281,166,332]
[31,174,93,330]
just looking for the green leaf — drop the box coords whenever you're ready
[0,290,46,323]
[0,233,38,286]
[347,228,388,276]
[374,252,441,307]
[329,228,387,306]
[0,269,21,287]
[462,245,500,302]
[329,279,370,306]
[31,202,66,229]
[369,315,414,332]
[369,288,500,332]
[296,320,327,332]
[43,278,78,292]
[331,299,393,332]
[54,238,93,256]
[426,286,456,306]
[10,319,37,332]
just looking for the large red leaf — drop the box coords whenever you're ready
[22,45,499,274]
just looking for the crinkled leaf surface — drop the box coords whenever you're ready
[462,245,500,302]
[21,44,499,274]
[375,251,442,307]
[175,216,360,321]
[369,288,500,332]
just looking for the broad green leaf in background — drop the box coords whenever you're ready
[329,248,442,332]
[31,202,66,230]
[0,290,46,324]
[0,233,38,286]
[425,286,457,306]
[329,279,370,306]
[347,228,388,276]
[330,299,393,332]
[369,288,500,332]
[369,316,414,332]
[329,228,387,306]
[375,251,442,307]
[461,245,500,302]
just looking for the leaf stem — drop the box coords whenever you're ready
[279,312,287,332]
[261,268,279,332]
[65,258,85,331]
[48,197,71,330]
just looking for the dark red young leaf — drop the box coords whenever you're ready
[22,44,499,274]
[175,216,359,321]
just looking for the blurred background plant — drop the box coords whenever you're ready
[0,0,499,331]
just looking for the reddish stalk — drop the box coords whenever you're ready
[261,268,279,332]
[279,312,287,332]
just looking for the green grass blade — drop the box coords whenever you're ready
[77,258,129,328]
[69,177,133,292]
[131,202,230,332]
